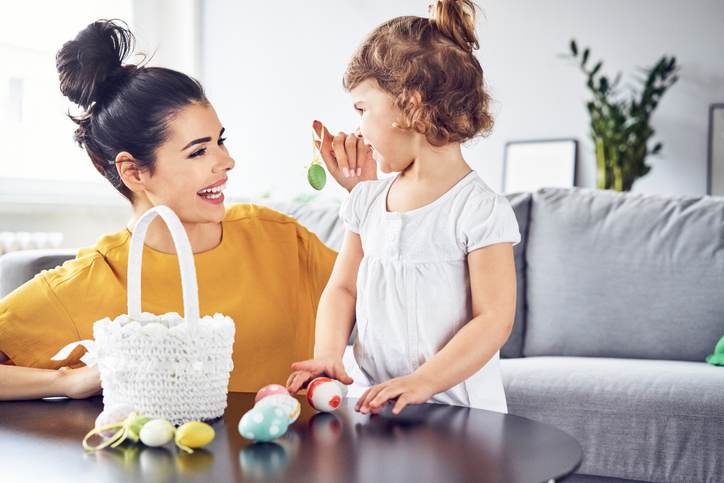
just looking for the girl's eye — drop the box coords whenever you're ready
[189,148,207,158]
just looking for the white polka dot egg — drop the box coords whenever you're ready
[238,405,290,443]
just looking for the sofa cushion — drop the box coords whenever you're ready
[501,356,724,482]
[502,192,531,358]
[524,187,724,361]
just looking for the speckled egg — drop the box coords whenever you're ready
[238,405,290,442]
[254,384,290,404]
[307,377,345,412]
[255,393,301,423]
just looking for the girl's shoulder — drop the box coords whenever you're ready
[450,175,521,251]
[339,178,391,234]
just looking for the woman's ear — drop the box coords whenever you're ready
[115,151,146,194]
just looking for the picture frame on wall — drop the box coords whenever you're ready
[502,138,578,194]
[707,104,724,196]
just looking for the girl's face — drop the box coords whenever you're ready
[137,102,235,223]
[351,79,415,173]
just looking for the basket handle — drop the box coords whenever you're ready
[127,205,200,325]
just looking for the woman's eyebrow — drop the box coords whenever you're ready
[181,128,225,151]
[182,136,211,151]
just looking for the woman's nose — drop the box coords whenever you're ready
[213,151,235,173]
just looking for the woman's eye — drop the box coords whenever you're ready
[189,148,207,158]
[218,137,227,145]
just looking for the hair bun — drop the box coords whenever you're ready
[430,0,479,53]
[56,19,135,109]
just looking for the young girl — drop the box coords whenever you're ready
[287,0,521,415]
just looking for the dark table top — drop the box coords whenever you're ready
[0,393,581,483]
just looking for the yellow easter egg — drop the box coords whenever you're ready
[175,421,215,453]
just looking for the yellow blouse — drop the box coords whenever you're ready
[0,204,336,392]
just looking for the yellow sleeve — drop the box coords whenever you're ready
[0,271,82,368]
[297,224,337,316]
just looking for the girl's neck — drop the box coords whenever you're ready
[387,141,473,213]
[128,201,223,255]
[399,141,471,184]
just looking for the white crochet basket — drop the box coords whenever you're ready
[94,205,235,425]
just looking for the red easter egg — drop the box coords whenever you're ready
[255,383,289,404]
[307,377,344,412]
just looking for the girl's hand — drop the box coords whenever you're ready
[355,374,436,415]
[313,120,377,193]
[57,365,101,399]
[286,356,353,394]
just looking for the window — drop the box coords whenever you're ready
[0,1,134,204]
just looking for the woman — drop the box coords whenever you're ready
[0,20,373,400]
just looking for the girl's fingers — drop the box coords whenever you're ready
[392,394,410,415]
[344,134,358,176]
[332,132,350,178]
[285,371,298,389]
[313,120,336,171]
[333,363,354,385]
[355,136,367,177]
[286,372,302,392]
[289,371,311,393]
[370,385,403,409]
[355,387,373,411]
[360,385,386,412]
[290,360,323,373]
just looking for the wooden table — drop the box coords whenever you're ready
[0,393,582,482]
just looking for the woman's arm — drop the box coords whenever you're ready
[287,231,364,392]
[0,363,101,401]
[357,242,517,414]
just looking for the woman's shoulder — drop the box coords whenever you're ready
[223,203,316,243]
[224,203,299,225]
[41,229,130,290]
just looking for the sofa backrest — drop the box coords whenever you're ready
[523,187,724,362]
[0,249,75,298]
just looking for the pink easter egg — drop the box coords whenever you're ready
[255,383,289,404]
[306,377,344,412]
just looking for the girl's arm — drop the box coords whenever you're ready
[287,231,364,392]
[0,362,101,401]
[356,242,517,414]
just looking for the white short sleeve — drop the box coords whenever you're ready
[461,194,521,252]
[339,181,372,234]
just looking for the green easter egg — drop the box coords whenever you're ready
[308,164,327,191]
[238,405,289,443]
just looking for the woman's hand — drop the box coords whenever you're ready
[313,120,377,193]
[57,365,101,399]
[355,373,436,415]
[286,356,353,394]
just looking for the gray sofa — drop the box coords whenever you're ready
[1,187,722,483]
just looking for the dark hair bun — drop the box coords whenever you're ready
[56,19,135,109]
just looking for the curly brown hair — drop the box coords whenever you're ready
[343,0,493,147]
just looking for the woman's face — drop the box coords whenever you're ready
[351,79,415,174]
[137,101,235,224]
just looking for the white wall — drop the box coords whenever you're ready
[202,0,724,199]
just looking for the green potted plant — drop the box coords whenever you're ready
[564,40,679,191]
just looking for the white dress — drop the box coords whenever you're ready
[340,171,521,413]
